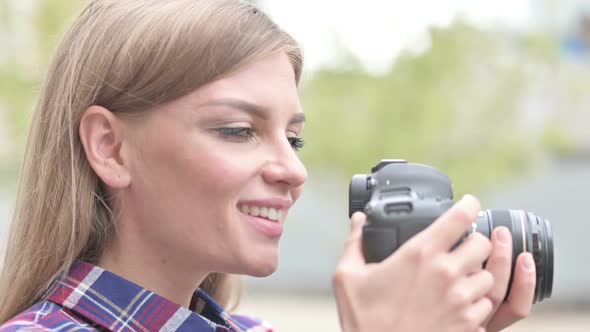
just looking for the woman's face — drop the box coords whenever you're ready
[122,51,307,277]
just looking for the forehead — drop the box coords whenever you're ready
[192,51,300,106]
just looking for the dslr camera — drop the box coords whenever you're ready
[349,159,553,302]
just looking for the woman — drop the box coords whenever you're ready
[0,0,537,331]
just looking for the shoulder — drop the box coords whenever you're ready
[0,301,97,332]
[230,314,274,332]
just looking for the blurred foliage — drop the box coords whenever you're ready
[0,0,83,189]
[299,21,559,196]
[542,124,574,156]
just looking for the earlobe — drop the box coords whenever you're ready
[79,105,131,189]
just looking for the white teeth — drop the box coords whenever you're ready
[239,204,284,222]
[250,206,260,217]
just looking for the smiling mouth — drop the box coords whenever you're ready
[238,204,283,222]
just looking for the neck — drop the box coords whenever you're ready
[97,224,209,308]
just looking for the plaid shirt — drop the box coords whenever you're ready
[0,260,273,332]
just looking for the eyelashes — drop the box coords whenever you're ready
[216,127,255,141]
[215,127,305,151]
[288,137,304,152]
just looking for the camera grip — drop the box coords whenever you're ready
[362,225,398,263]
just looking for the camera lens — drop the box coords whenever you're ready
[475,210,554,303]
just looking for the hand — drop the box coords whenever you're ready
[333,195,494,332]
[481,227,537,331]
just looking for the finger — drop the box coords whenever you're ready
[484,227,513,310]
[450,232,492,275]
[337,212,367,268]
[415,194,481,252]
[465,297,493,329]
[486,253,536,332]
[454,270,494,304]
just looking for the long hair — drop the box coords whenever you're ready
[0,0,302,322]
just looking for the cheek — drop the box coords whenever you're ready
[188,150,256,197]
[129,123,258,232]
[148,143,257,233]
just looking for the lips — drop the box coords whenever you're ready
[239,210,284,238]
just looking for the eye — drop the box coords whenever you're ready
[288,136,305,151]
[215,127,256,141]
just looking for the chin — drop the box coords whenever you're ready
[243,254,279,277]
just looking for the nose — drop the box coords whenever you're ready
[261,137,308,188]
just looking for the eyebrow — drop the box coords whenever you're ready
[198,98,306,125]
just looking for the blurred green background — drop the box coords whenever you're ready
[1,0,589,331]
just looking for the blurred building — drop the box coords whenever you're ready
[501,1,590,302]
[530,0,590,150]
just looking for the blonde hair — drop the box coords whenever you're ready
[0,0,302,322]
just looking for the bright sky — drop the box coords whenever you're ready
[261,0,533,73]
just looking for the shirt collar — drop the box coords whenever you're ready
[46,260,242,331]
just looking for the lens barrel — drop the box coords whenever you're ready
[476,210,554,303]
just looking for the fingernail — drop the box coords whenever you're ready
[522,253,535,271]
[455,194,481,217]
[495,227,511,245]
[350,212,366,229]
[461,194,474,202]
[457,194,476,207]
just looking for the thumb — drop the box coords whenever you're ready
[338,212,367,268]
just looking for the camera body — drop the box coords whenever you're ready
[350,160,458,262]
[349,159,553,302]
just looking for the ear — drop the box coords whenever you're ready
[79,105,131,189]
